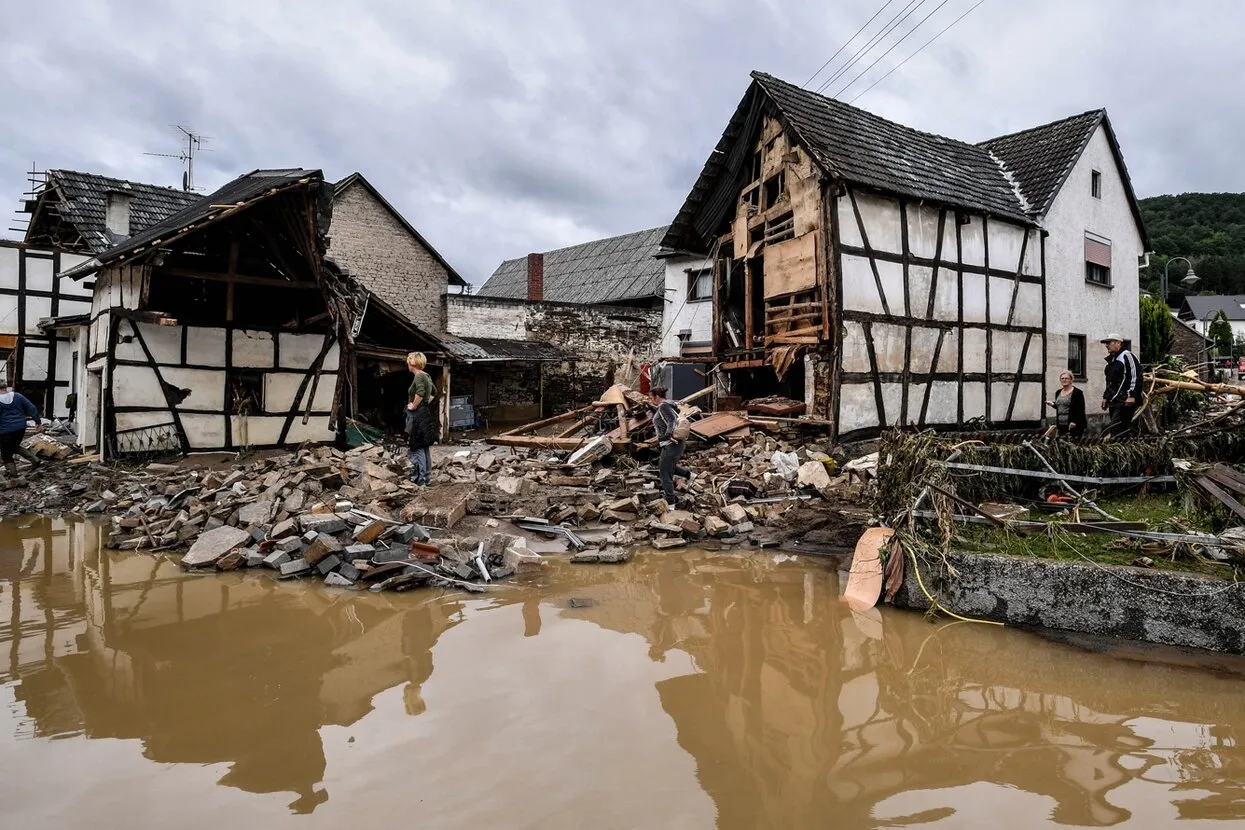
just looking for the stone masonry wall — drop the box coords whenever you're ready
[329,181,451,334]
[446,295,662,412]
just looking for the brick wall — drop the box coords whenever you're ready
[329,181,451,334]
[1171,319,1210,379]
[446,295,662,412]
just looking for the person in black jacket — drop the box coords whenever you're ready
[1045,371,1087,437]
[1100,333,1142,438]
[650,386,691,504]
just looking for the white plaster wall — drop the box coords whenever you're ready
[661,255,713,356]
[233,330,275,368]
[1043,125,1145,404]
[445,296,527,339]
[278,333,339,371]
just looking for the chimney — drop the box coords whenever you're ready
[526,252,544,301]
[105,191,132,237]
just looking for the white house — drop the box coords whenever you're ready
[659,253,714,357]
[983,111,1151,409]
[1178,295,1245,343]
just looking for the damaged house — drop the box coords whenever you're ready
[662,71,1146,440]
[446,229,665,426]
[52,168,444,456]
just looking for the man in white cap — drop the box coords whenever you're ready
[1100,333,1142,438]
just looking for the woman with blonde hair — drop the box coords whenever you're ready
[1045,370,1087,437]
[405,352,437,485]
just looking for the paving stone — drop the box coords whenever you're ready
[299,514,348,535]
[279,558,312,577]
[316,554,343,575]
[182,525,251,568]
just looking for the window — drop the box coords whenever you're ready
[763,170,786,209]
[1091,170,1102,199]
[1084,233,1112,286]
[687,268,712,302]
[1068,334,1087,380]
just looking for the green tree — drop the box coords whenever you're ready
[1208,310,1234,354]
[1138,295,1173,362]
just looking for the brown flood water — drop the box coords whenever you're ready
[2,518,1244,829]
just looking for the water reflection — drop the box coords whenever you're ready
[2,517,1244,827]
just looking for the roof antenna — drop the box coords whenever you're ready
[145,126,212,191]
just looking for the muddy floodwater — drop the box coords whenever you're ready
[2,518,1245,829]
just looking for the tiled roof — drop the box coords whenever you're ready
[752,72,1031,222]
[61,169,324,277]
[445,336,570,363]
[1182,295,1245,322]
[27,170,203,253]
[979,111,1104,217]
[663,71,1034,252]
[478,226,668,305]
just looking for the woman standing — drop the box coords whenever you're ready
[405,352,438,485]
[1045,371,1087,437]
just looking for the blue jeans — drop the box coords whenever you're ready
[659,440,691,501]
[408,446,431,484]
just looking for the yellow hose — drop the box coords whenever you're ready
[906,548,1004,626]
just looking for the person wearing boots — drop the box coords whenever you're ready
[1100,333,1142,439]
[0,380,41,476]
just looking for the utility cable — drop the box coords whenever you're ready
[848,0,990,103]
[832,0,955,99]
[803,0,900,88]
[815,0,929,95]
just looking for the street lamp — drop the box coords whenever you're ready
[1161,255,1199,301]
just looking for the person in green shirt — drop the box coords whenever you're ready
[405,352,437,485]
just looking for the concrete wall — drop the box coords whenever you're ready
[661,255,713,357]
[1043,125,1146,407]
[836,190,1045,437]
[329,180,452,334]
[893,551,1245,654]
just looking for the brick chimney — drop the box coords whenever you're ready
[105,191,132,237]
[526,252,543,301]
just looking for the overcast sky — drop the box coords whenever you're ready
[2,0,1240,284]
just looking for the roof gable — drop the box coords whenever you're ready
[981,111,1151,249]
[24,170,203,253]
[333,173,467,287]
[662,71,1032,253]
[478,226,668,305]
[1181,294,1245,322]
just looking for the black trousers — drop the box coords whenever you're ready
[0,429,24,463]
[659,440,691,500]
[1106,405,1137,439]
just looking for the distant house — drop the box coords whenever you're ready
[1170,315,1214,377]
[981,109,1150,404]
[660,71,1149,439]
[1178,295,1245,342]
[478,227,668,310]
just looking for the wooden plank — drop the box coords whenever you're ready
[944,461,1175,486]
[1196,477,1245,521]
[690,412,750,439]
[763,232,818,299]
[487,435,586,450]
[1204,466,1245,496]
[498,405,593,437]
[733,213,749,260]
[765,301,821,315]
[721,359,765,371]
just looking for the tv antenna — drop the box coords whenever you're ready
[145,125,212,191]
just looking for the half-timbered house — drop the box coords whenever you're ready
[54,168,396,457]
[662,72,1046,441]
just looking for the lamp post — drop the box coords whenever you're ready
[1161,256,1199,302]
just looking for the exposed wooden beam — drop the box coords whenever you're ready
[160,267,320,289]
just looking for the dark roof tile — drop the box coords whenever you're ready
[478,226,668,305]
[978,110,1103,216]
[32,170,203,253]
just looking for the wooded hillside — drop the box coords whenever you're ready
[1139,193,1245,295]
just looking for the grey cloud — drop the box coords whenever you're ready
[3,0,1244,283]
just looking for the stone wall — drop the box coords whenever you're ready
[892,550,1245,654]
[446,295,661,413]
[1171,318,1210,379]
[329,180,452,334]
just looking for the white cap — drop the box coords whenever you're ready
[1100,333,1124,344]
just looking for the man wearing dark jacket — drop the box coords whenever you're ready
[650,386,691,504]
[0,380,41,476]
[1100,333,1142,438]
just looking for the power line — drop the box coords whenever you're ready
[803,0,900,89]
[847,0,990,104]
[814,0,929,96]
[831,0,956,99]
